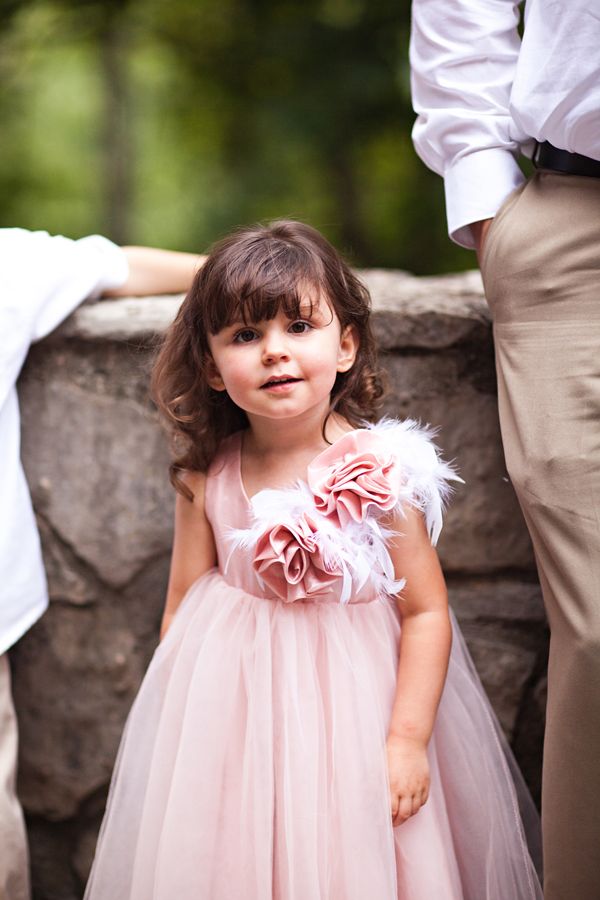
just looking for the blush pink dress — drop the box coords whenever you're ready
[85,420,542,900]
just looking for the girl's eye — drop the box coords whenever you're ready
[289,320,312,334]
[233,328,258,344]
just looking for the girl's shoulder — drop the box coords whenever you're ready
[306,417,462,545]
[313,418,450,482]
[177,468,208,509]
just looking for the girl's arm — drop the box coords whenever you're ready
[160,471,217,640]
[385,505,452,826]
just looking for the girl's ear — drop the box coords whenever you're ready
[337,324,359,373]
[206,357,226,391]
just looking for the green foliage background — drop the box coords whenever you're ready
[0,0,475,273]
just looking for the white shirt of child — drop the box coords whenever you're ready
[0,229,128,655]
[410,0,600,247]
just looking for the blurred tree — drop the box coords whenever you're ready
[0,0,474,273]
[137,0,473,270]
[52,0,136,241]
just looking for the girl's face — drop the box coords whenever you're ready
[206,293,358,426]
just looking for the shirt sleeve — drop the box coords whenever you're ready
[410,0,527,248]
[0,229,128,409]
[27,232,129,341]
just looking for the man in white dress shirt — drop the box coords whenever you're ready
[0,230,201,899]
[410,1,600,896]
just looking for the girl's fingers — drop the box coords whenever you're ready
[391,790,429,825]
[398,795,414,822]
[393,797,412,825]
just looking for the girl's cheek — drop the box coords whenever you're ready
[313,349,341,377]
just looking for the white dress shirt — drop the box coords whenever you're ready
[410,0,600,247]
[0,229,128,655]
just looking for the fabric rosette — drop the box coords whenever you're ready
[307,430,402,528]
[253,512,343,603]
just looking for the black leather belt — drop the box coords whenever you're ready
[533,141,600,178]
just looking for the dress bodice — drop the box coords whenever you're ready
[203,421,461,605]
[204,431,382,603]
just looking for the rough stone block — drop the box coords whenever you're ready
[19,343,174,590]
[383,353,535,572]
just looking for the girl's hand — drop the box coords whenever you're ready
[386,734,430,826]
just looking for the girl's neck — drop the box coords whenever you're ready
[244,408,351,459]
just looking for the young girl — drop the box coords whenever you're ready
[85,220,542,899]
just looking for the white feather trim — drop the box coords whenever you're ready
[364,417,463,545]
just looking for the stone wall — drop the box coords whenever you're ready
[13,270,548,900]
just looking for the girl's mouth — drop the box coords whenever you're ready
[260,376,303,391]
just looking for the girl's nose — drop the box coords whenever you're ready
[261,332,290,363]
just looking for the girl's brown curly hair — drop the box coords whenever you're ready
[151,219,385,498]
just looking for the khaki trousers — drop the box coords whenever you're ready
[0,654,30,900]
[481,171,600,900]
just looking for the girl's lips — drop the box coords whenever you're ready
[260,377,303,392]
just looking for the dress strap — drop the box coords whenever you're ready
[204,432,247,535]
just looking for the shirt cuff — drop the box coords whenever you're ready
[444,149,526,249]
[80,235,129,295]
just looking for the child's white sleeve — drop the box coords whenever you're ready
[26,231,129,340]
[0,229,129,405]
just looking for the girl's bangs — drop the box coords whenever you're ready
[205,252,325,334]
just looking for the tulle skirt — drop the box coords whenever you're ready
[84,570,542,899]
